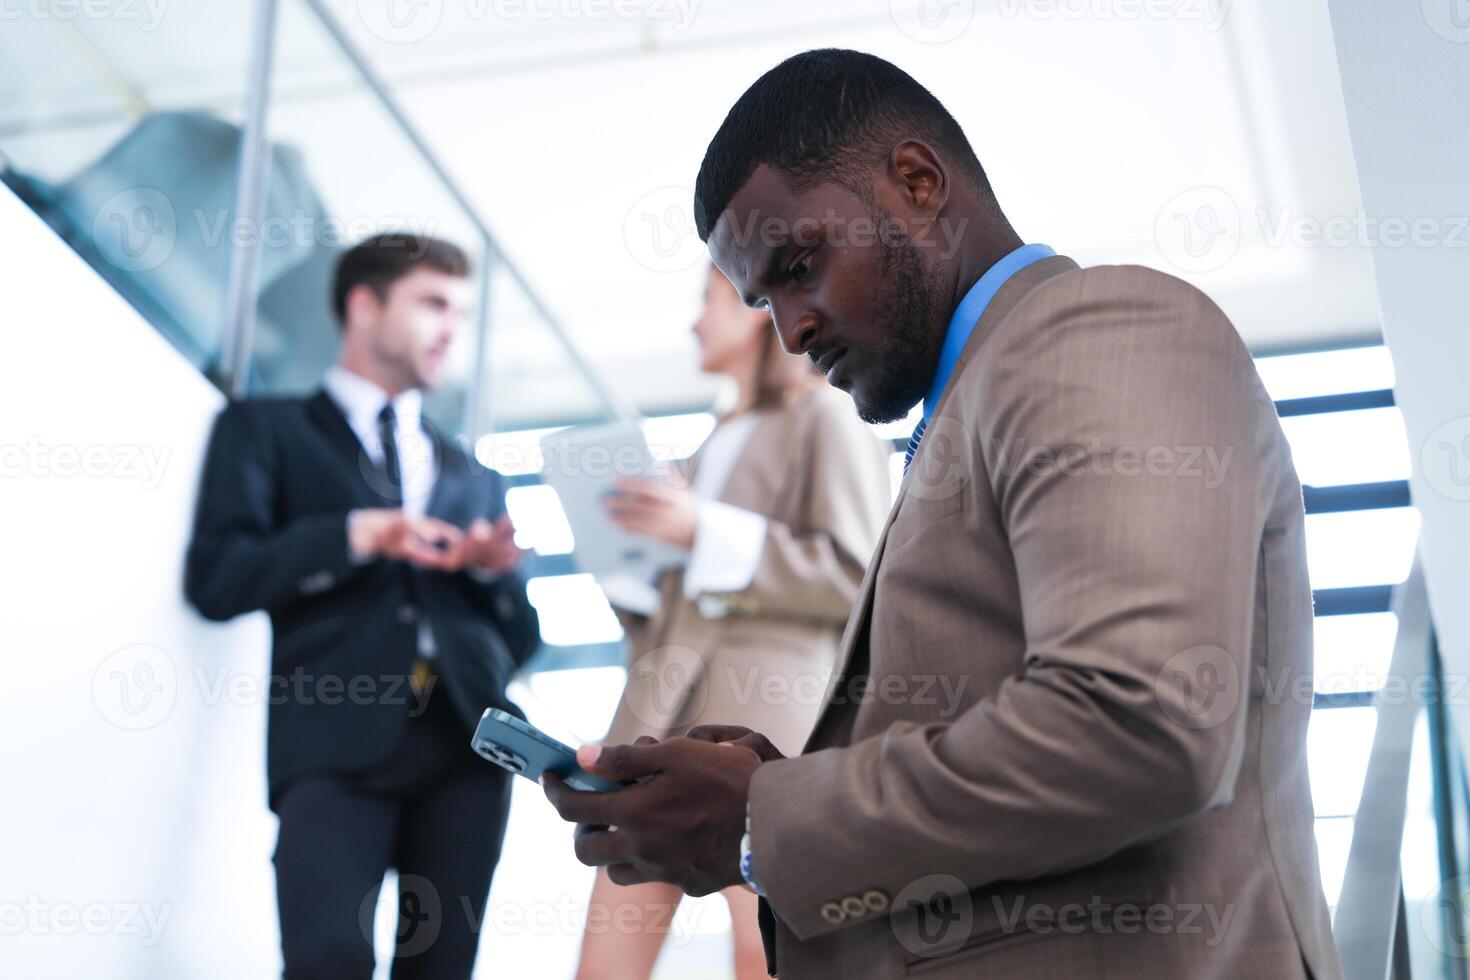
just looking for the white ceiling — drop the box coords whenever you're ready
[313,0,1382,415]
[0,0,1383,419]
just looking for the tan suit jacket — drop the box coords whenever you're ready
[605,384,892,756]
[748,258,1343,979]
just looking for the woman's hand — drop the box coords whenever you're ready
[604,477,699,550]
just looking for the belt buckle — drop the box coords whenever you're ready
[410,658,433,697]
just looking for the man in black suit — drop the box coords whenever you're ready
[186,234,539,979]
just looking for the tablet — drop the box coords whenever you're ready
[538,420,686,580]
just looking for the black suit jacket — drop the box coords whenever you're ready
[185,391,539,806]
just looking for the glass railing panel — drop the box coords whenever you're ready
[0,8,259,381]
[1401,707,1466,980]
[0,1,628,440]
[243,0,489,435]
[477,257,623,434]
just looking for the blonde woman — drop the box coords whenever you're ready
[574,265,892,979]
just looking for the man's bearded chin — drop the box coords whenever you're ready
[851,240,946,425]
[851,338,930,424]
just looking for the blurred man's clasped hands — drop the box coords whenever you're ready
[347,509,526,575]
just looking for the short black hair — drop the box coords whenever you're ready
[694,49,993,241]
[331,232,470,326]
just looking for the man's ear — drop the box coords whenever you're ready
[887,140,950,217]
[343,283,381,334]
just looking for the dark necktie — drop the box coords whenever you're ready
[903,416,928,475]
[378,403,403,506]
[379,402,431,682]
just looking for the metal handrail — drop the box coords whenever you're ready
[219,0,280,396]
[1333,556,1432,980]
[281,0,639,427]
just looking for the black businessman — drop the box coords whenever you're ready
[186,233,539,979]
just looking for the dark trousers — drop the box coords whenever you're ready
[273,687,512,980]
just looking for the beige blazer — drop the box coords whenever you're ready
[747,258,1343,979]
[604,384,892,757]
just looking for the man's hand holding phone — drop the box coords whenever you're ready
[541,724,787,897]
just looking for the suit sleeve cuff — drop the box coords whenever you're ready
[683,500,766,601]
[747,746,904,942]
[292,512,360,597]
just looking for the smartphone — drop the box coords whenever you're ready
[471,708,628,792]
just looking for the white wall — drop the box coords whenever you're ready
[1324,3,1470,745]
[0,180,282,977]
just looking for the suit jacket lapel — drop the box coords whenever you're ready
[308,389,362,456]
[800,501,897,752]
[311,389,465,517]
[424,423,462,520]
[306,390,382,505]
[801,256,1080,753]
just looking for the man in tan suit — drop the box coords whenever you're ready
[545,48,1342,979]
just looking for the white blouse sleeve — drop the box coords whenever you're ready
[682,499,768,601]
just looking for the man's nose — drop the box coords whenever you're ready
[772,305,821,356]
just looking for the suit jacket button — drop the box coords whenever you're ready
[299,570,334,594]
[820,901,846,924]
[862,889,890,913]
[841,895,866,919]
[397,604,420,624]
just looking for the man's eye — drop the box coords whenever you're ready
[789,251,815,281]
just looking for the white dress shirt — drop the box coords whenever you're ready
[323,366,437,515]
[323,366,440,655]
